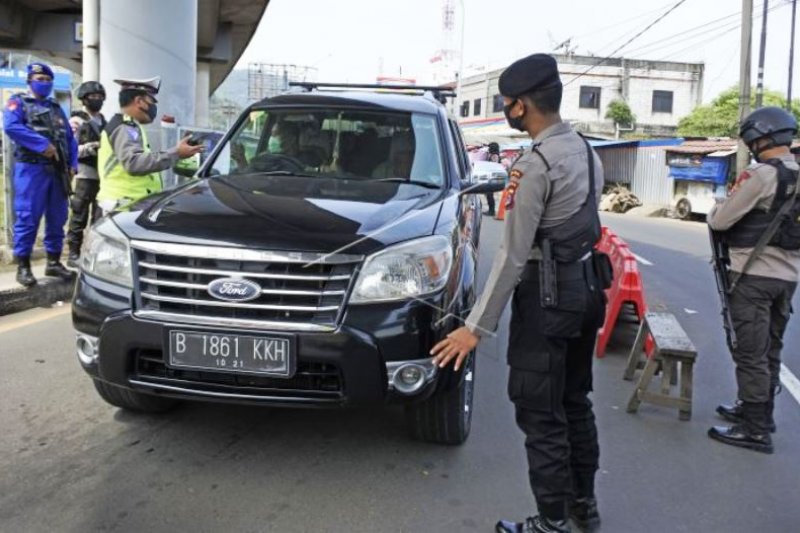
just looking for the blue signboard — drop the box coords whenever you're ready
[667,153,731,185]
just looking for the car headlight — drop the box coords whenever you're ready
[350,236,453,303]
[81,218,133,288]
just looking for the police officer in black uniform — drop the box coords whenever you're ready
[708,107,800,454]
[431,54,606,533]
[66,81,106,267]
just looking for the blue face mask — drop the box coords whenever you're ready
[30,80,53,98]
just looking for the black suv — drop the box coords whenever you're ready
[72,83,493,444]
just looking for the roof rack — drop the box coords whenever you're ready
[288,82,457,104]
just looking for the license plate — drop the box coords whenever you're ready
[168,330,295,377]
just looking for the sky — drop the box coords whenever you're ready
[235,0,800,104]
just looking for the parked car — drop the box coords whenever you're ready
[72,83,487,444]
[471,160,508,188]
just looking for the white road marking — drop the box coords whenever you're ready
[632,253,654,266]
[780,364,800,406]
[683,308,698,315]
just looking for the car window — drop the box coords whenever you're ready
[209,108,445,186]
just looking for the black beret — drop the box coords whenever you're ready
[498,54,562,98]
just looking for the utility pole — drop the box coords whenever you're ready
[789,0,797,109]
[755,0,769,108]
[738,0,754,175]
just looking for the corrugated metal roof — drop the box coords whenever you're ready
[667,139,738,155]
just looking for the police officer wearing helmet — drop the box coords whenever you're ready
[431,54,606,533]
[3,62,78,287]
[66,81,106,267]
[96,77,202,212]
[708,106,800,454]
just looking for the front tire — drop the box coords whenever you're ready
[675,197,692,220]
[93,380,179,413]
[405,352,475,445]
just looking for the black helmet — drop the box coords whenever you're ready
[77,81,106,100]
[740,106,797,152]
[488,142,500,154]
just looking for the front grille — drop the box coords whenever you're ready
[132,241,362,330]
[133,349,343,400]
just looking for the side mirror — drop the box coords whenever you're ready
[173,154,200,178]
[460,180,505,194]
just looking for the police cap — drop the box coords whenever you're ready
[113,76,161,101]
[27,62,54,80]
[498,54,561,98]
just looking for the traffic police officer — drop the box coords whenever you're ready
[96,77,201,211]
[431,54,606,533]
[3,62,78,287]
[66,81,106,267]
[708,106,800,454]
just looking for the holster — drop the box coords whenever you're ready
[539,239,558,308]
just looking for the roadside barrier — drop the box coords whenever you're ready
[595,227,649,358]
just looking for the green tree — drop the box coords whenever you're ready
[605,99,636,127]
[677,87,800,137]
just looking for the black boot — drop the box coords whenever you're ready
[66,246,81,269]
[569,497,600,532]
[15,256,37,288]
[496,516,571,533]
[709,402,773,454]
[717,398,777,433]
[44,253,73,280]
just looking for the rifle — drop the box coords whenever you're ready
[709,228,738,351]
[36,108,72,197]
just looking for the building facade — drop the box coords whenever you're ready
[456,54,704,138]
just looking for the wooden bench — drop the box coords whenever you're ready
[623,311,697,421]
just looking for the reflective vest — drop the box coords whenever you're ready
[97,113,162,205]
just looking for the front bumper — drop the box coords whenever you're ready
[73,273,460,407]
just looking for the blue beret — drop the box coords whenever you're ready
[27,62,54,79]
[498,54,562,98]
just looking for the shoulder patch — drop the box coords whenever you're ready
[509,168,523,185]
[126,125,140,141]
[5,99,17,111]
[504,181,520,211]
[732,170,752,192]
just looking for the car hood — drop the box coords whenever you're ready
[112,174,447,256]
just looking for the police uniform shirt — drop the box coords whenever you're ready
[708,153,800,282]
[466,122,605,334]
[107,115,179,175]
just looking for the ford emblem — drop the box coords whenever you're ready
[207,278,261,302]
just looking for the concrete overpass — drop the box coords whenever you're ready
[0,0,270,126]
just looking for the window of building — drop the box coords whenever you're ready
[473,98,482,116]
[579,86,601,109]
[652,90,674,113]
[492,94,505,113]
[460,101,469,117]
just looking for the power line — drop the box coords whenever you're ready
[624,0,782,59]
[574,0,679,47]
[563,0,689,87]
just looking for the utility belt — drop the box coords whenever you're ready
[522,247,612,309]
[15,153,53,165]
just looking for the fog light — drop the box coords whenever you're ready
[76,334,99,365]
[400,365,423,385]
[393,363,426,394]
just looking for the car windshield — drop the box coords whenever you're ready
[208,107,445,187]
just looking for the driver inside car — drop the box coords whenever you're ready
[372,130,414,180]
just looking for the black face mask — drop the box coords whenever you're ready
[503,100,525,132]
[85,99,103,113]
[141,101,158,123]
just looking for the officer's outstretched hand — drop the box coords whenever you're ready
[430,326,479,371]
[176,136,204,159]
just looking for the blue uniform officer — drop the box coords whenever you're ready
[3,62,78,287]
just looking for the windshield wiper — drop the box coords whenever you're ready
[254,170,318,177]
[374,178,441,189]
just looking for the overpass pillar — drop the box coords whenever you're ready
[195,61,211,128]
[99,0,198,128]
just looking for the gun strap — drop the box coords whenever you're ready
[729,165,800,293]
